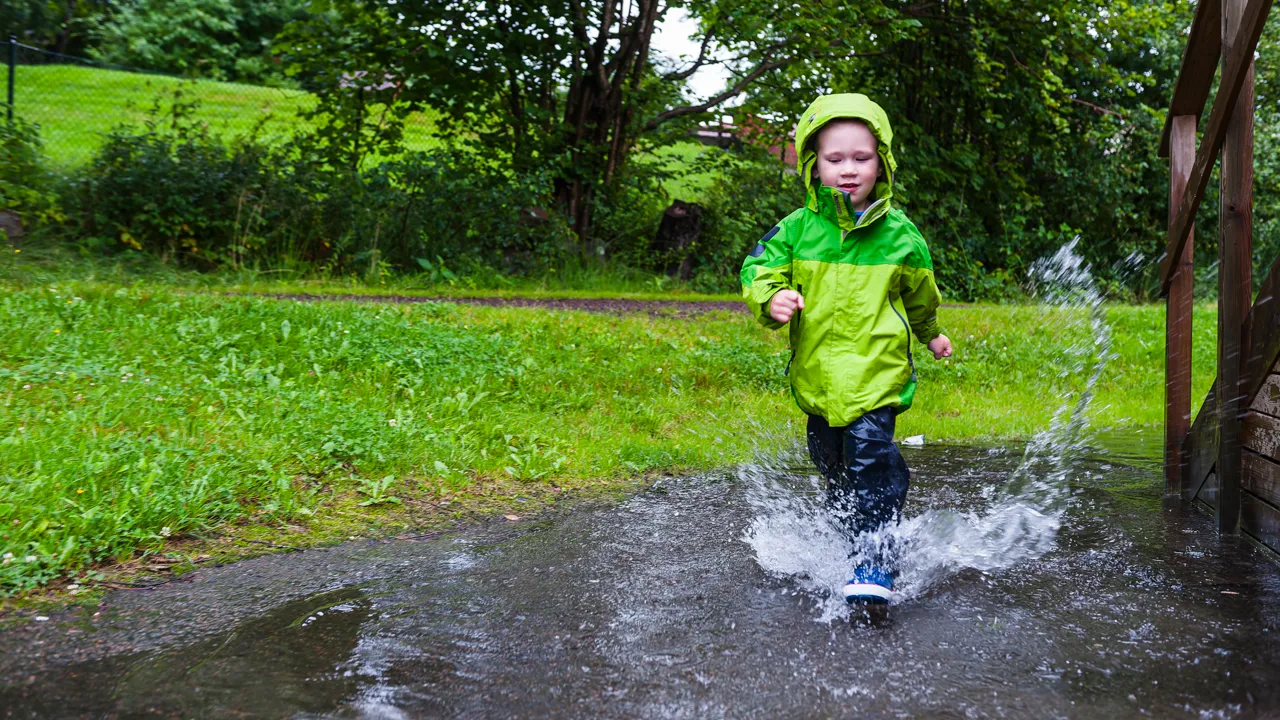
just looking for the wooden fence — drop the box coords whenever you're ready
[1161,0,1280,552]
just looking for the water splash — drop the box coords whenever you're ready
[742,238,1116,621]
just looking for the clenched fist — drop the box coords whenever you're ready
[928,334,953,359]
[769,289,805,324]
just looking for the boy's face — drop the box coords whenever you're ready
[813,120,881,211]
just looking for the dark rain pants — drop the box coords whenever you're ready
[806,407,910,565]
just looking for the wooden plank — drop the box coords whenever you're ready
[1158,0,1273,296]
[1242,411,1280,458]
[1241,489,1280,554]
[1200,471,1221,510]
[1242,449,1280,506]
[1185,258,1280,503]
[1215,0,1258,535]
[1165,114,1197,494]
[1158,0,1222,157]
[1223,0,1257,346]
[1251,374,1280,416]
[1240,255,1280,404]
[1185,385,1220,500]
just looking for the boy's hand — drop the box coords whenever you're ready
[928,334,953,360]
[769,289,805,324]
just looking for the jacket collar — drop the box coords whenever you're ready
[808,186,891,232]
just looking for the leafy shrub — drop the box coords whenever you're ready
[88,0,308,84]
[685,147,805,294]
[71,100,573,273]
[0,117,63,230]
[77,113,272,265]
[592,160,672,266]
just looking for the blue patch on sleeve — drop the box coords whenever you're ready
[749,243,765,257]
[761,226,780,244]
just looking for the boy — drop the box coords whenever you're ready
[740,93,952,605]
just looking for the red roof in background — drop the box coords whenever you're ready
[691,113,797,167]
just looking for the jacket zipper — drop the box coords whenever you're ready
[841,197,888,242]
[785,284,802,376]
[855,198,887,228]
[888,297,917,382]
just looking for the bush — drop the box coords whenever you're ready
[592,160,671,267]
[70,103,574,274]
[77,116,272,265]
[0,117,63,232]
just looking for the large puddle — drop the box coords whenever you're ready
[3,437,1280,718]
[6,242,1279,717]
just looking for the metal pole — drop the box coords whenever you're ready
[7,35,15,123]
[354,86,363,171]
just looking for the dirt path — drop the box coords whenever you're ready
[255,293,748,317]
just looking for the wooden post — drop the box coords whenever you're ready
[1216,0,1256,533]
[1166,115,1196,495]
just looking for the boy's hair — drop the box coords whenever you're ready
[811,118,877,153]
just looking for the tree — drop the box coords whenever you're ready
[733,0,1189,298]
[88,0,308,82]
[277,0,915,250]
[2,0,106,56]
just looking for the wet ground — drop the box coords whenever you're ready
[3,438,1280,719]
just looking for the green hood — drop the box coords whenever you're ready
[794,94,897,227]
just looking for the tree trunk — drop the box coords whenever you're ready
[56,0,76,55]
[653,201,704,280]
[553,0,658,259]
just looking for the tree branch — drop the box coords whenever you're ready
[662,22,718,82]
[592,0,619,89]
[644,56,789,130]
[1070,97,1126,119]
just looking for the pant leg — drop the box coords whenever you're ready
[839,406,911,537]
[806,413,844,486]
[809,408,910,533]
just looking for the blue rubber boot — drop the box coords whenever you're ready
[843,565,894,605]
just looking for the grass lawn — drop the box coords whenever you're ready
[0,261,1216,596]
[12,65,444,167]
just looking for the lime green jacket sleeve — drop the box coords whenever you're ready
[740,224,793,331]
[900,236,942,343]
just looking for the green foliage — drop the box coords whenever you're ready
[87,0,308,83]
[0,117,63,228]
[592,160,672,266]
[689,147,806,294]
[76,95,273,264]
[718,0,1190,300]
[63,93,571,273]
[2,0,101,56]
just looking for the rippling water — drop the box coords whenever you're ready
[3,438,1280,718]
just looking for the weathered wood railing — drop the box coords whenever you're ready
[1160,0,1279,549]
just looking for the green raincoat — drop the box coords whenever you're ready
[740,93,942,427]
